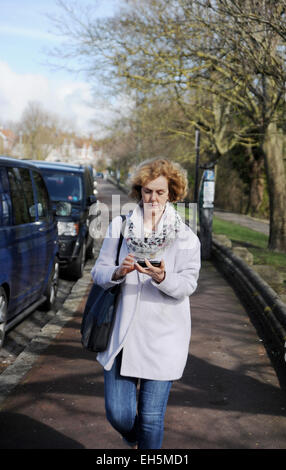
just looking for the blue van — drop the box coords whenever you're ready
[30,161,99,279]
[0,156,59,348]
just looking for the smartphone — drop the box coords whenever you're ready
[137,260,161,268]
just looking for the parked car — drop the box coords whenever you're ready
[0,156,59,348]
[30,161,100,279]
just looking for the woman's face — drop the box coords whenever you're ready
[141,175,169,214]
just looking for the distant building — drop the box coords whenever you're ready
[46,135,103,167]
[0,128,16,154]
[1,128,108,167]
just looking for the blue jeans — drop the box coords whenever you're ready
[104,351,172,449]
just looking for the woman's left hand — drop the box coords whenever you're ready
[135,259,166,284]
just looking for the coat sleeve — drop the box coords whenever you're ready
[151,232,201,300]
[91,216,126,289]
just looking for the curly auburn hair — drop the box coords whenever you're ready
[128,158,188,203]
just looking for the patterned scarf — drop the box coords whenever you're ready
[125,202,182,260]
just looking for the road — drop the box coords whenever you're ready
[0,276,76,374]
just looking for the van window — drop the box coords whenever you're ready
[40,170,83,203]
[18,168,37,222]
[7,168,31,225]
[32,171,50,220]
[0,169,10,226]
[0,193,10,226]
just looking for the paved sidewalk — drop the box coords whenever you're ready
[214,210,269,235]
[0,181,285,449]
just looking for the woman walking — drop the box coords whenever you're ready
[91,158,201,449]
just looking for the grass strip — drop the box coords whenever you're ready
[213,217,286,271]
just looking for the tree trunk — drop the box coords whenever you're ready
[246,150,265,216]
[263,124,286,252]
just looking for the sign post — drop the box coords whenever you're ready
[194,128,200,203]
[198,166,216,260]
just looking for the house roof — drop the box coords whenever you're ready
[0,128,16,142]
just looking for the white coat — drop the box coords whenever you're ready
[91,209,201,381]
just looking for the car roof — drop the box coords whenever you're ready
[0,155,41,171]
[29,160,86,174]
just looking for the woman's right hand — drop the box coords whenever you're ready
[113,253,136,280]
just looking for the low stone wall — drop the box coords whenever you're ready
[212,238,286,363]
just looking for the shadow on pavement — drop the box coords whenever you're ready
[0,412,84,449]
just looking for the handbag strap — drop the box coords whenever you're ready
[115,214,126,266]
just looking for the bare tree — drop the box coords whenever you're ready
[192,0,286,250]
[49,0,286,250]
[17,101,67,160]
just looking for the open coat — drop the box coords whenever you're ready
[91,209,201,381]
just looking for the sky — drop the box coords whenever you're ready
[0,0,120,137]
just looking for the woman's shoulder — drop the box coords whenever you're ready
[177,222,200,248]
[111,211,131,229]
[106,214,126,239]
[111,214,126,224]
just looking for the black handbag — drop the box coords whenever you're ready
[81,215,126,352]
